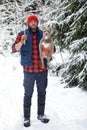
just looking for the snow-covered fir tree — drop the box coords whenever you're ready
[53,0,87,90]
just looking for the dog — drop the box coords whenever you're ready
[39,27,54,69]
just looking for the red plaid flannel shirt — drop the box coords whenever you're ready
[12,32,47,73]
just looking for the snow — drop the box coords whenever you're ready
[0,54,87,130]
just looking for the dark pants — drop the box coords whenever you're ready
[23,70,48,119]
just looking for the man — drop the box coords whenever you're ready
[12,14,50,127]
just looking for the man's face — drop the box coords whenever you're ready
[28,20,38,32]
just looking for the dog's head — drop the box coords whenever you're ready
[42,27,51,40]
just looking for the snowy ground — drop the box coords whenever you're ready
[0,54,87,130]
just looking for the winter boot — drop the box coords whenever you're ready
[23,106,31,127]
[37,114,49,123]
[37,104,49,123]
[24,118,30,127]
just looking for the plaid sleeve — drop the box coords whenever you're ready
[12,32,22,52]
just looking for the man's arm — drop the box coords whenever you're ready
[12,32,27,52]
[12,32,22,52]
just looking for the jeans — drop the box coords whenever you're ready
[23,70,48,117]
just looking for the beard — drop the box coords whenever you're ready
[29,26,37,32]
[31,28,37,32]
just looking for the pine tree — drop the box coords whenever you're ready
[50,0,87,90]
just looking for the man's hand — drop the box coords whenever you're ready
[15,35,27,51]
[20,35,27,44]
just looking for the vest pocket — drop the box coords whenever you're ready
[21,51,30,56]
[20,51,32,66]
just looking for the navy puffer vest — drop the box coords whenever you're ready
[20,28,43,66]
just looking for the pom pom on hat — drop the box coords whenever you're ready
[27,14,39,24]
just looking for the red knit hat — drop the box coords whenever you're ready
[27,14,39,24]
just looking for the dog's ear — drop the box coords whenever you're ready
[45,27,51,33]
[42,26,46,31]
[48,27,51,32]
